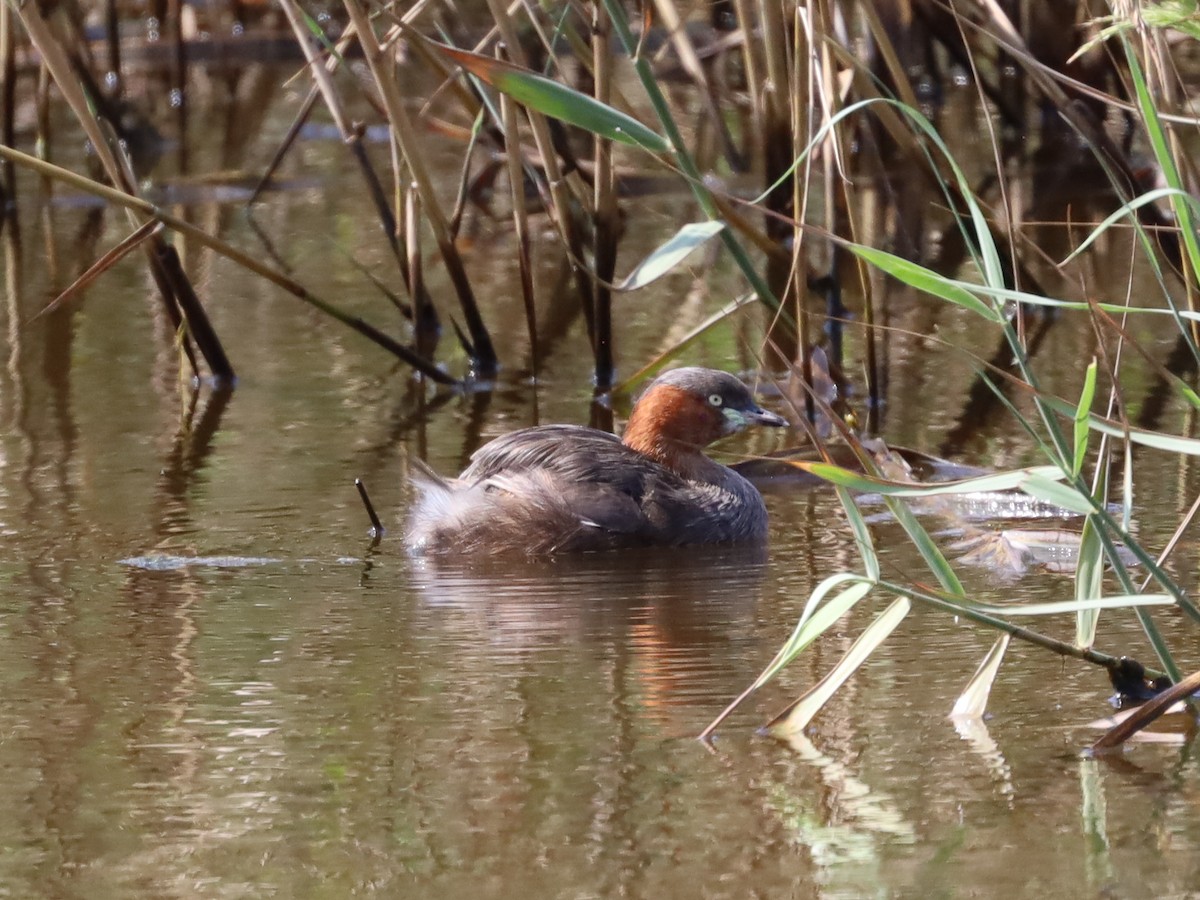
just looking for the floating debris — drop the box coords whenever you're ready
[118,555,283,571]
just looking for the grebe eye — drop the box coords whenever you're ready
[708,393,723,406]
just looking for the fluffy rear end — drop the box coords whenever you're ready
[407,470,620,556]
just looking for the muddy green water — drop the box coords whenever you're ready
[1,63,1200,899]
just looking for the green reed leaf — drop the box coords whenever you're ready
[847,245,1004,322]
[434,43,670,152]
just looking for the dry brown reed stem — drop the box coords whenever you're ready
[754,0,800,367]
[1092,667,1200,752]
[795,4,818,419]
[816,0,877,406]
[499,63,538,377]
[471,0,595,342]
[649,0,741,170]
[33,219,163,322]
[1,0,15,197]
[402,184,438,358]
[731,0,763,145]
[343,0,497,376]
[13,0,233,382]
[590,3,616,389]
[0,142,457,385]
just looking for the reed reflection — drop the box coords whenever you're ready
[410,544,770,728]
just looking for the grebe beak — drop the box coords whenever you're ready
[722,405,789,433]
[744,406,789,428]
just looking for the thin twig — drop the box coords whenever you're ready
[355,479,385,538]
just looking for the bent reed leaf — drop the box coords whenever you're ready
[768,597,911,737]
[433,43,670,153]
[951,635,1010,720]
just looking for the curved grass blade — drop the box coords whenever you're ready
[699,575,873,740]
[885,496,964,596]
[432,43,670,153]
[1060,187,1196,264]
[768,597,911,737]
[616,222,724,291]
[950,634,1010,719]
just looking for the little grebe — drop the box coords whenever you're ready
[407,367,788,555]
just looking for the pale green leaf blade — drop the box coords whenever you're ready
[769,596,911,736]
[1075,515,1104,649]
[616,222,724,291]
[787,460,1064,496]
[1060,187,1192,264]
[1019,474,1095,515]
[973,594,1173,616]
[1073,360,1097,477]
[885,496,964,596]
[1040,395,1200,455]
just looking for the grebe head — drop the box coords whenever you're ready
[622,368,787,463]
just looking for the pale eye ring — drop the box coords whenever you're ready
[708,393,723,406]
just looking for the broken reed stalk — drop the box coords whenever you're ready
[354,478,385,537]
[0,143,457,385]
[32,219,163,321]
[498,81,539,377]
[591,3,616,389]
[13,0,234,383]
[343,0,497,377]
[1092,668,1200,752]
